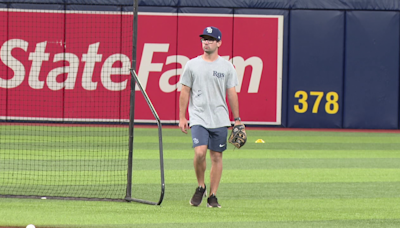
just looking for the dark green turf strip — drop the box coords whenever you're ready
[0,141,127,150]
[4,125,400,137]
[2,142,400,151]
[0,159,128,171]
[90,219,400,228]
[3,168,400,185]
[2,158,400,171]
[162,158,400,170]
[238,142,400,150]
[0,184,126,199]
[91,182,400,201]
[218,182,400,200]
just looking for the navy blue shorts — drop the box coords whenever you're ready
[190,125,228,152]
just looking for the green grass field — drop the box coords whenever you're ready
[1,125,400,227]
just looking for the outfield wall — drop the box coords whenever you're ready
[0,0,399,129]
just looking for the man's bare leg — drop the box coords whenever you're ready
[209,150,223,195]
[194,145,208,188]
[189,145,208,206]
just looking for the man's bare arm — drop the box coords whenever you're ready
[179,85,191,133]
[227,87,241,125]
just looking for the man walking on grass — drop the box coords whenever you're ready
[178,26,242,208]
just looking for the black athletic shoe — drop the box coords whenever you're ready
[207,194,221,208]
[190,185,206,206]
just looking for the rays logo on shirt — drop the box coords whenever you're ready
[213,71,225,78]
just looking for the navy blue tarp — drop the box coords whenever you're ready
[1,0,400,10]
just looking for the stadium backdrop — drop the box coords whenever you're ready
[0,0,399,129]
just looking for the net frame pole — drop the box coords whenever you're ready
[125,0,165,206]
[125,0,138,202]
[128,70,165,206]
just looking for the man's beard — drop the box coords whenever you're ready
[204,47,216,54]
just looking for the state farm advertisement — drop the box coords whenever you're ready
[0,10,283,125]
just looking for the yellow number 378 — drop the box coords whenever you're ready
[294,91,339,114]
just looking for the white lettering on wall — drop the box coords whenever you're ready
[81,42,102,91]
[160,55,189,93]
[0,41,263,93]
[47,53,79,91]
[137,43,169,91]
[0,39,28,89]
[101,54,130,91]
[28,41,49,89]
[232,56,263,93]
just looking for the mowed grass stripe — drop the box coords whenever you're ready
[86,220,400,228]
[3,149,400,160]
[3,124,400,137]
[140,169,400,183]
[3,169,400,185]
[1,159,129,171]
[1,198,400,226]
[133,149,400,159]
[208,198,400,222]
[3,158,400,171]
[4,142,400,151]
[162,158,400,169]
[2,133,400,143]
[2,126,400,145]
[124,182,400,200]
[218,182,400,200]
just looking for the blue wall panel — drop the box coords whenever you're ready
[2,0,400,10]
[178,7,233,14]
[67,4,121,11]
[344,11,399,129]
[128,6,177,13]
[9,3,64,10]
[288,10,344,128]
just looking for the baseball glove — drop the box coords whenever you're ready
[228,124,247,149]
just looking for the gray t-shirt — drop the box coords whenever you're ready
[180,56,238,128]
